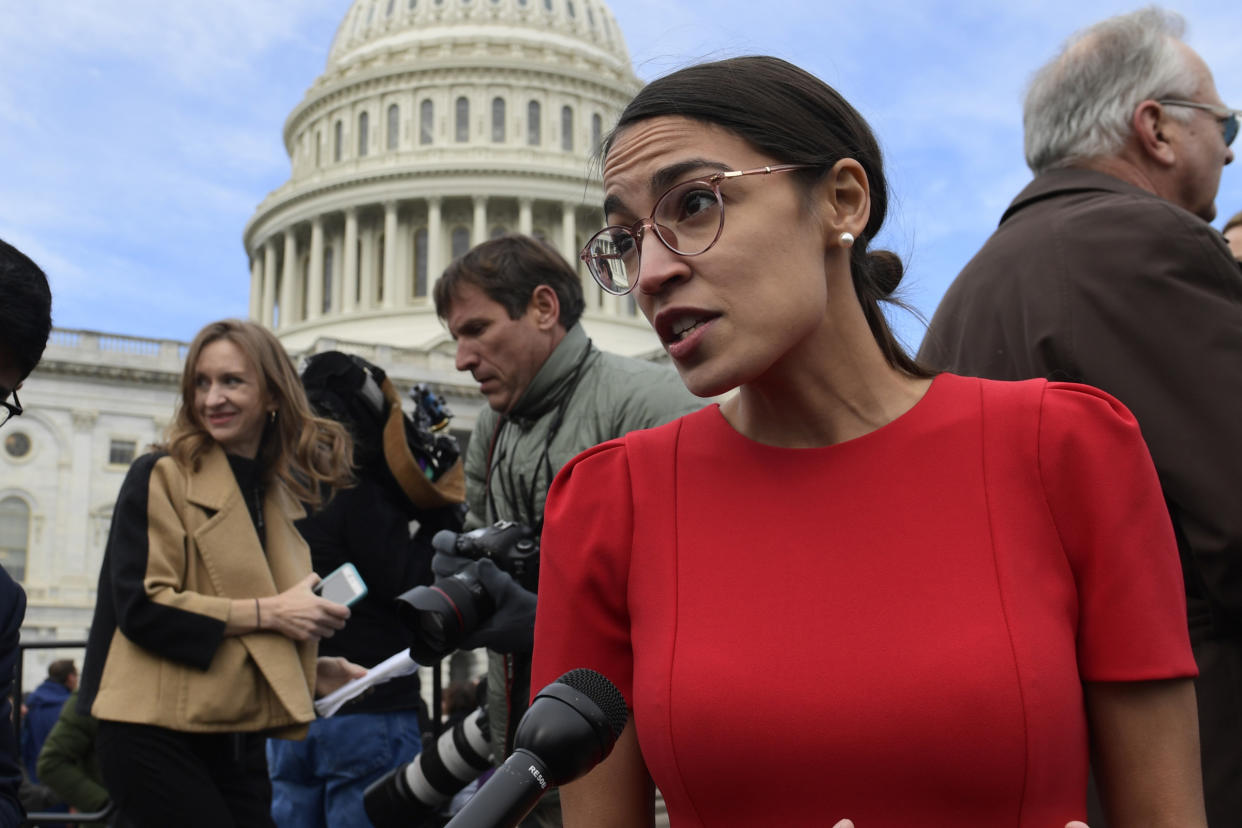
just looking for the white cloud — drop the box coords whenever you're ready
[4,0,1239,345]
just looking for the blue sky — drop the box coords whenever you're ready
[1,0,1238,353]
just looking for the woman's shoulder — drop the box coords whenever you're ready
[942,373,1138,429]
[118,449,175,492]
[553,409,708,490]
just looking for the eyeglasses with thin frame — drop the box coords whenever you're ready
[580,164,815,295]
[0,389,21,428]
[1157,99,1240,147]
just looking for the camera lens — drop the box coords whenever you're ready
[397,564,495,663]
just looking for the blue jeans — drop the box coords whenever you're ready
[268,710,422,828]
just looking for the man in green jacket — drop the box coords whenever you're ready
[433,235,700,826]
[36,689,110,816]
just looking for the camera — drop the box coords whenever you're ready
[396,522,538,663]
[441,522,539,591]
[363,681,493,828]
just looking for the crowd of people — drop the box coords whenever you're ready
[2,3,1240,827]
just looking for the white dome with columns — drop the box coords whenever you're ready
[243,0,657,356]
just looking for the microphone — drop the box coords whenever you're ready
[444,668,628,828]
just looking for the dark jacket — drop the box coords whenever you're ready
[296,475,455,721]
[0,566,26,826]
[919,167,1242,824]
[920,167,1242,635]
[35,689,108,813]
[20,679,70,783]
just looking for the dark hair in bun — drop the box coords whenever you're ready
[607,56,930,378]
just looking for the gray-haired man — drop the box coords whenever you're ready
[920,8,1238,823]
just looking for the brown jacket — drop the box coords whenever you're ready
[920,168,1242,633]
[82,445,316,737]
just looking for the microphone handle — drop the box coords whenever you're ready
[444,749,550,828]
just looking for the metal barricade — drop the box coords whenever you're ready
[13,640,112,826]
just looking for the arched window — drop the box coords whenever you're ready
[323,246,334,313]
[567,0,575,16]
[358,111,370,157]
[591,113,602,153]
[334,120,343,162]
[451,227,470,259]
[413,228,428,297]
[316,130,322,167]
[455,97,470,143]
[387,104,400,150]
[0,496,30,583]
[420,99,434,144]
[527,100,541,146]
[387,0,396,14]
[561,106,573,151]
[491,97,506,143]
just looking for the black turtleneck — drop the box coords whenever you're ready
[226,453,266,552]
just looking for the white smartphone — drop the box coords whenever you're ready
[313,562,368,607]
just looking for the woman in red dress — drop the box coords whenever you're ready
[530,57,1205,827]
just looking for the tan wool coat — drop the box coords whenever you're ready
[85,445,317,737]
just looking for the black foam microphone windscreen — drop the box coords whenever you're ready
[444,668,628,828]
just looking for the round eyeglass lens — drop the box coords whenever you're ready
[652,180,724,256]
[584,231,637,295]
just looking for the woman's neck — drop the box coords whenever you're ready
[720,298,931,448]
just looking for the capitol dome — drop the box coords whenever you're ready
[243,0,653,355]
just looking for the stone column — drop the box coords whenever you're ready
[308,217,325,320]
[262,239,277,328]
[248,255,262,322]
[328,230,343,316]
[428,197,443,283]
[359,224,375,309]
[519,198,533,236]
[280,230,297,328]
[343,208,359,313]
[383,201,399,309]
[472,196,488,246]
[66,409,99,582]
[561,203,577,263]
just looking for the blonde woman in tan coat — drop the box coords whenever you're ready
[79,319,363,828]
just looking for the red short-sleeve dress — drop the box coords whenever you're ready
[531,374,1195,827]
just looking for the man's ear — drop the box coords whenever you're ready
[1133,100,1177,167]
[528,284,562,331]
[817,158,871,243]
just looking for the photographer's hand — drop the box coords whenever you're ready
[432,553,536,653]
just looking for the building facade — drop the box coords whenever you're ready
[5,0,664,692]
[244,0,656,356]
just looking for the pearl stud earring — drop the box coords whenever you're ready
[839,232,855,248]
